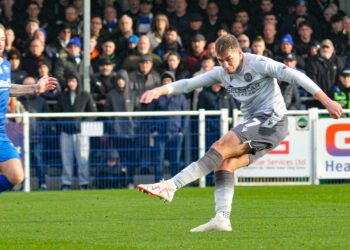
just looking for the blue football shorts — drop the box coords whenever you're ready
[0,137,20,162]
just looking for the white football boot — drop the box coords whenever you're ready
[190,213,232,232]
[137,180,176,203]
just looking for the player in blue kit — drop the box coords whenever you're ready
[0,24,57,194]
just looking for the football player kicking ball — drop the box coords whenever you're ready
[138,34,342,232]
[0,24,57,194]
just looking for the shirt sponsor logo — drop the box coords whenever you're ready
[0,79,11,88]
[225,80,261,96]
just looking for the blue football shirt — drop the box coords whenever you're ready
[0,59,12,137]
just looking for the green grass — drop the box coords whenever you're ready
[0,185,349,250]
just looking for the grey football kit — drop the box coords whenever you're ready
[166,53,321,163]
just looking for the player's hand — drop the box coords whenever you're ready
[325,100,342,119]
[36,76,58,94]
[140,89,161,104]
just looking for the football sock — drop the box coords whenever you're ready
[171,148,223,189]
[0,175,14,192]
[215,170,234,220]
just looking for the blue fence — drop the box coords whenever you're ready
[23,116,222,191]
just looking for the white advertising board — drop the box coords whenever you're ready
[237,116,311,177]
[317,119,350,179]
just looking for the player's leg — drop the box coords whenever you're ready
[0,139,23,193]
[138,130,250,202]
[190,155,250,232]
[0,158,24,192]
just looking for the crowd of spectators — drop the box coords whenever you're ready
[2,0,350,189]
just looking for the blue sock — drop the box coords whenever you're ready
[0,175,14,192]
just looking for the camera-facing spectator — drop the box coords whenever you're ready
[92,57,117,110]
[154,27,184,61]
[263,23,279,55]
[116,15,135,54]
[122,35,162,71]
[7,50,27,84]
[100,6,119,40]
[251,36,273,58]
[183,33,208,75]
[137,0,154,35]
[47,23,72,60]
[306,39,344,99]
[17,18,40,53]
[332,67,350,113]
[21,39,52,78]
[4,28,17,58]
[202,1,222,43]
[147,13,170,51]
[275,34,305,69]
[169,0,190,34]
[64,5,83,37]
[55,73,96,190]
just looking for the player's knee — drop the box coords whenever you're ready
[7,170,24,185]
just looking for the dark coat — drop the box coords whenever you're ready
[55,77,96,134]
[104,70,136,138]
[306,54,345,98]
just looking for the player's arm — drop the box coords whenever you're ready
[140,68,220,104]
[10,76,57,97]
[260,57,342,119]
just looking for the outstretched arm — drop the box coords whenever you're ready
[140,67,221,104]
[10,76,57,97]
[259,57,343,119]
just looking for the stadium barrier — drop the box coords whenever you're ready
[5,108,350,192]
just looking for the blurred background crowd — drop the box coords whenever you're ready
[2,0,350,190]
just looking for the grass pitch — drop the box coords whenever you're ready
[0,185,349,250]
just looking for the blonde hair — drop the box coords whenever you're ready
[215,34,240,54]
[0,24,5,33]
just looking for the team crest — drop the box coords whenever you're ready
[3,65,10,73]
[244,72,253,82]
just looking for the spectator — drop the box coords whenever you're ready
[169,0,190,35]
[263,23,279,55]
[90,36,100,73]
[123,0,140,31]
[116,15,135,55]
[162,51,191,81]
[104,69,137,186]
[332,67,350,113]
[98,39,122,70]
[206,42,218,61]
[329,14,348,56]
[309,40,321,57]
[235,9,255,40]
[183,33,208,75]
[320,6,337,38]
[251,36,273,58]
[38,62,62,102]
[237,34,251,53]
[64,5,83,37]
[129,54,161,110]
[182,13,204,49]
[137,0,154,35]
[230,21,244,38]
[294,21,317,62]
[21,39,52,78]
[275,34,305,69]
[122,35,162,71]
[47,23,72,60]
[281,0,321,39]
[101,6,119,40]
[90,15,103,44]
[279,53,302,110]
[54,37,84,90]
[147,13,170,50]
[164,0,177,17]
[221,0,250,25]
[202,1,222,43]
[306,39,344,100]
[17,18,40,53]
[4,28,17,58]
[18,76,50,191]
[148,71,189,180]
[7,50,27,84]
[153,27,185,61]
[92,57,117,111]
[217,24,230,38]
[55,73,96,190]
